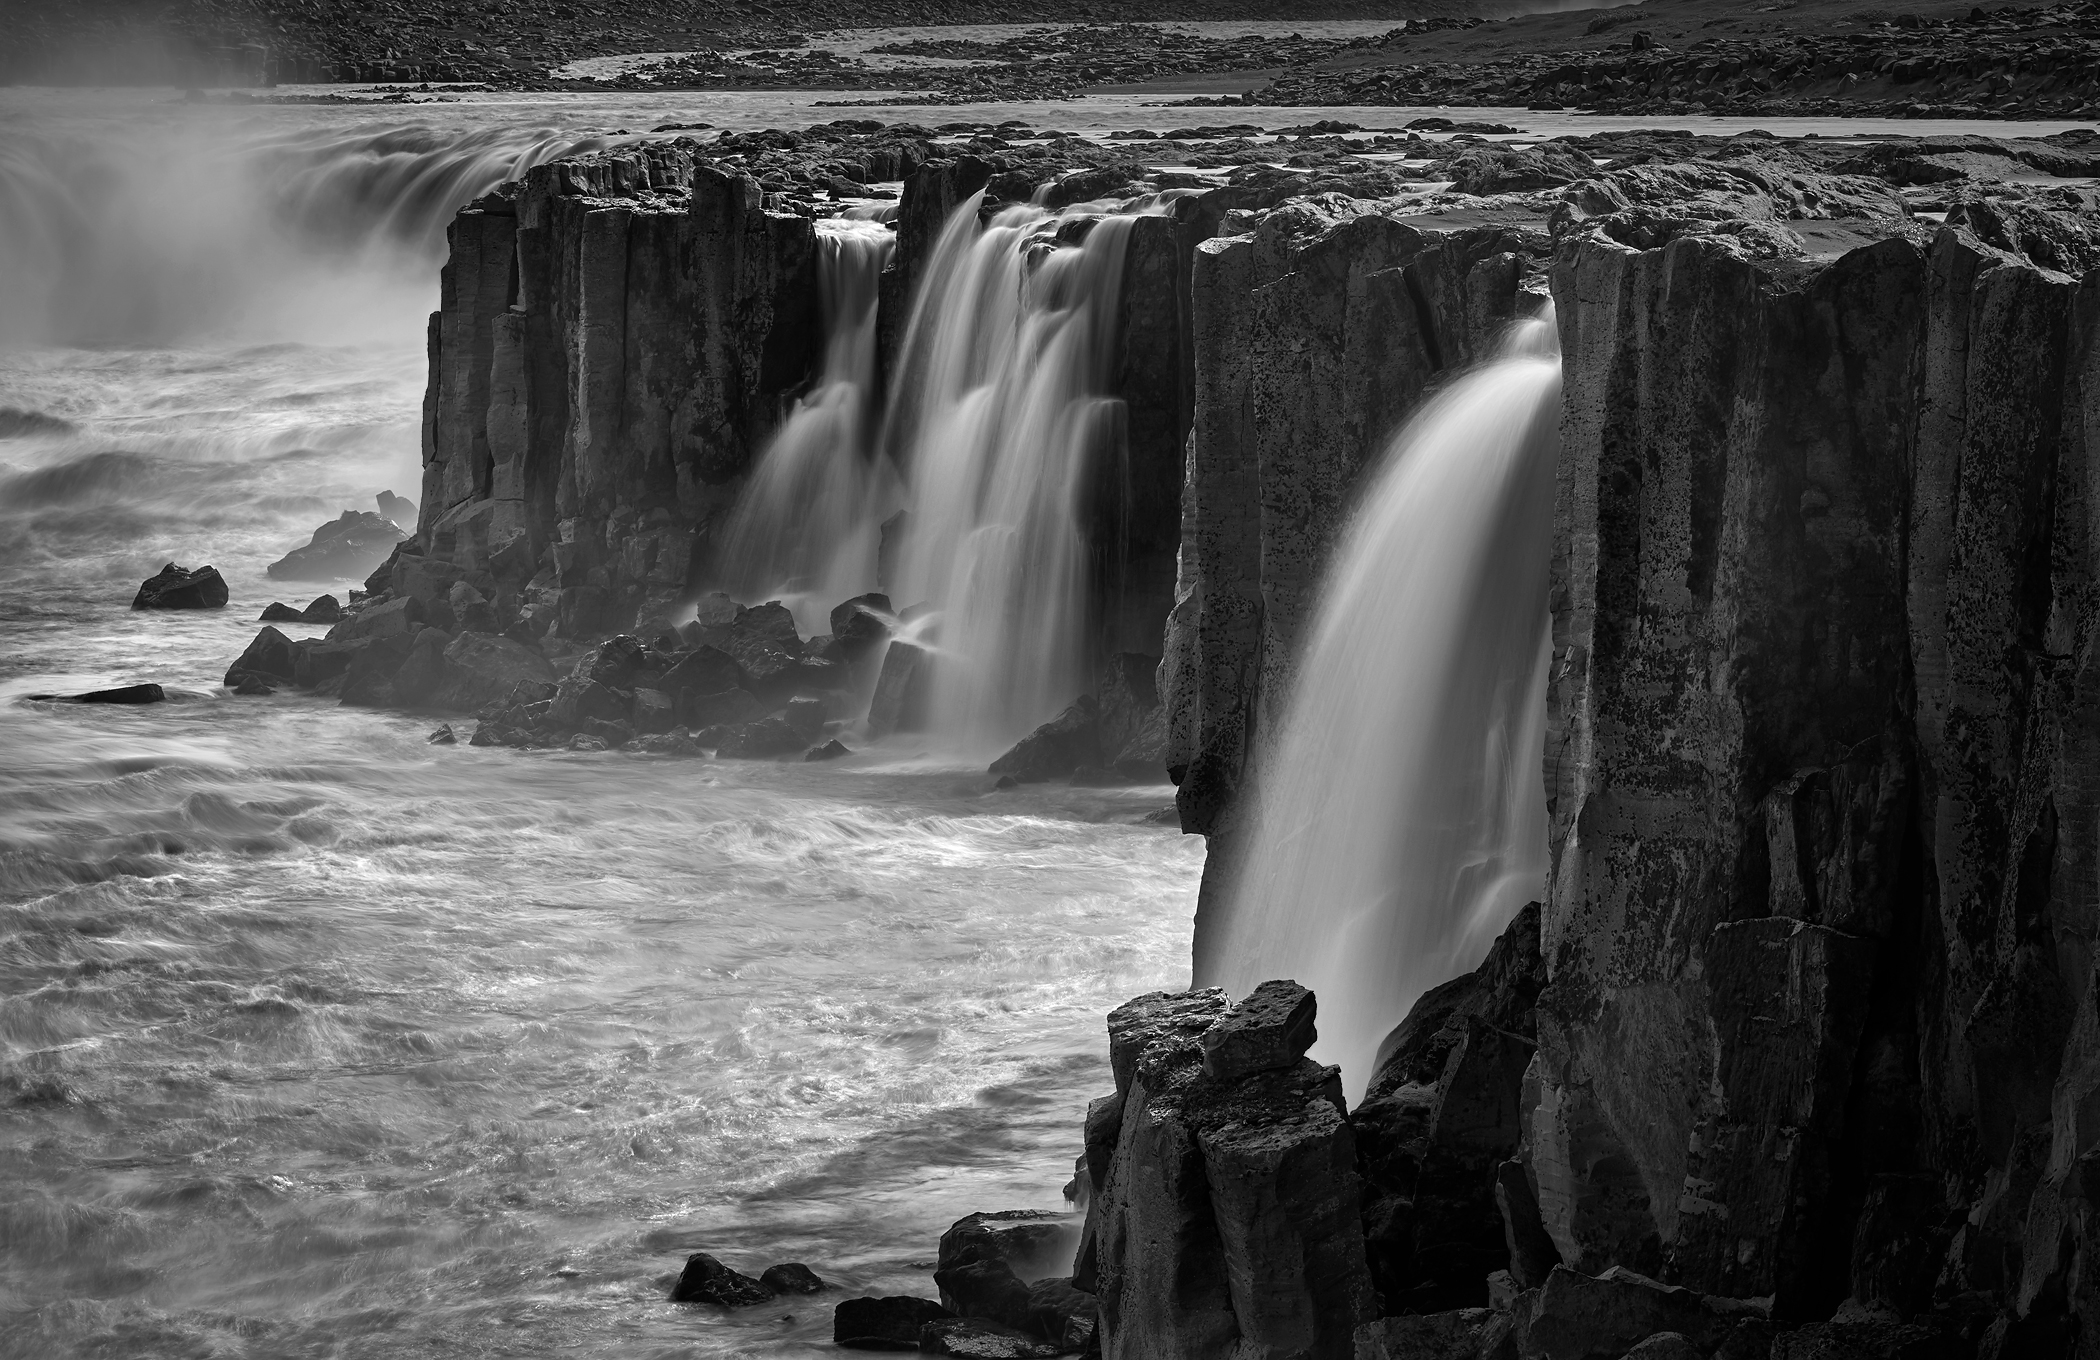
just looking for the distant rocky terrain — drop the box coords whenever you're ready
[13,0,2100,122]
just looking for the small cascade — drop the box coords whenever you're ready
[1200,312,1563,1100]
[882,195,1136,755]
[715,219,898,636]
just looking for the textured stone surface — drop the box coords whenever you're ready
[835,1296,953,1350]
[133,562,228,609]
[1201,979,1317,1082]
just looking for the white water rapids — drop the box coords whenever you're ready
[1201,315,1562,1101]
[0,98,1193,1360]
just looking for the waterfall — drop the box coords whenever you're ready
[715,219,898,637]
[1200,313,1562,1100]
[0,122,619,347]
[882,195,1135,755]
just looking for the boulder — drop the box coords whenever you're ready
[988,697,1101,782]
[918,1318,1065,1359]
[829,592,894,663]
[1201,979,1317,1082]
[1107,987,1229,1101]
[629,729,706,758]
[759,1262,825,1294]
[442,632,556,711]
[571,634,649,688]
[267,509,409,581]
[1447,144,1594,196]
[260,602,305,623]
[133,562,227,609]
[1110,708,1169,782]
[669,1252,773,1306]
[301,594,343,623]
[632,688,677,734]
[292,638,365,690]
[338,632,415,708]
[329,595,425,642]
[389,626,455,707]
[934,1259,1036,1332]
[581,717,633,748]
[428,724,456,745]
[657,646,748,703]
[226,626,301,687]
[835,1296,954,1350]
[1622,1336,1702,1360]
[685,686,766,729]
[806,738,852,761]
[549,677,630,729]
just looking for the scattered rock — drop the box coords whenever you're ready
[428,724,456,744]
[133,562,228,610]
[669,1252,774,1307]
[225,625,301,687]
[1200,978,1317,1081]
[760,1262,826,1294]
[260,601,305,623]
[329,594,425,642]
[835,1296,954,1350]
[807,738,852,761]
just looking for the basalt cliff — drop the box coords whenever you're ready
[231,122,2100,1355]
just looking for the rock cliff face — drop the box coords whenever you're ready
[1158,197,1549,931]
[416,139,821,640]
[1164,172,2100,1348]
[1537,225,2100,1331]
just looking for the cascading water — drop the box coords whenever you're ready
[715,219,898,637]
[1199,311,1563,1100]
[881,194,1135,754]
[0,121,620,347]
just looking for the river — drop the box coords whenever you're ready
[0,83,2079,1358]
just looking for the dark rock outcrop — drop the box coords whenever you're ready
[267,509,409,581]
[133,562,227,609]
[1085,982,1374,1360]
[669,1252,772,1307]
[26,683,165,705]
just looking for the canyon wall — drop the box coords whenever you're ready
[1165,189,2100,1349]
[1535,225,2100,1334]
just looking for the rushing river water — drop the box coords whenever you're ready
[0,85,2084,1358]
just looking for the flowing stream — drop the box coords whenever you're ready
[1199,315,1563,1100]
[0,98,1193,1360]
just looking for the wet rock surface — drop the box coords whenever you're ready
[133,562,228,610]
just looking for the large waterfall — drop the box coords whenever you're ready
[881,195,1135,754]
[1201,314,1562,1099]
[0,122,618,347]
[716,218,898,637]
